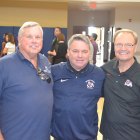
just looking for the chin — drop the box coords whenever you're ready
[119,58,132,61]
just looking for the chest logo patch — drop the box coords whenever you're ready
[124,79,132,87]
[60,79,68,82]
[85,80,95,89]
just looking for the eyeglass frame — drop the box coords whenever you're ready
[114,43,136,48]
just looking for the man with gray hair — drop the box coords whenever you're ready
[51,34,105,140]
[100,29,140,140]
[0,21,53,140]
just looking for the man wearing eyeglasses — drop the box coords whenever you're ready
[100,29,140,140]
[0,21,53,140]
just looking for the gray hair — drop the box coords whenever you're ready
[68,34,93,64]
[68,34,92,50]
[114,29,138,45]
[18,21,43,37]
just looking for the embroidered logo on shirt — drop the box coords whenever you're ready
[124,79,132,87]
[60,79,68,82]
[85,80,95,89]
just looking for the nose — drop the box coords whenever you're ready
[121,44,128,50]
[32,36,36,41]
[77,51,82,57]
[30,36,38,43]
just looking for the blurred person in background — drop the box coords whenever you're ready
[90,33,98,64]
[47,33,67,64]
[2,33,16,55]
[48,27,62,64]
[0,33,9,57]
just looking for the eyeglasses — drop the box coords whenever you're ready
[114,43,135,48]
[37,68,51,83]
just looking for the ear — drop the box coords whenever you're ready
[67,49,69,57]
[134,44,138,53]
[17,36,21,43]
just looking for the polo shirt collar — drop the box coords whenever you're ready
[16,47,42,68]
[66,60,90,75]
[16,47,40,61]
[16,47,26,60]
[113,57,138,75]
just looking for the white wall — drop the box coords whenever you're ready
[109,9,115,26]
[68,10,110,38]
[114,7,140,61]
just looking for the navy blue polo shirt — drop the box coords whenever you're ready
[0,49,53,140]
[51,62,105,140]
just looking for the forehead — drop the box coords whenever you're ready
[115,32,134,42]
[70,40,90,50]
[23,26,42,35]
[55,28,60,32]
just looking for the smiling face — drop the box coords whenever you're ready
[67,40,90,71]
[114,32,137,63]
[18,25,43,59]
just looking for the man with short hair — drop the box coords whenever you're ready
[100,29,140,140]
[0,21,53,140]
[51,34,105,140]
